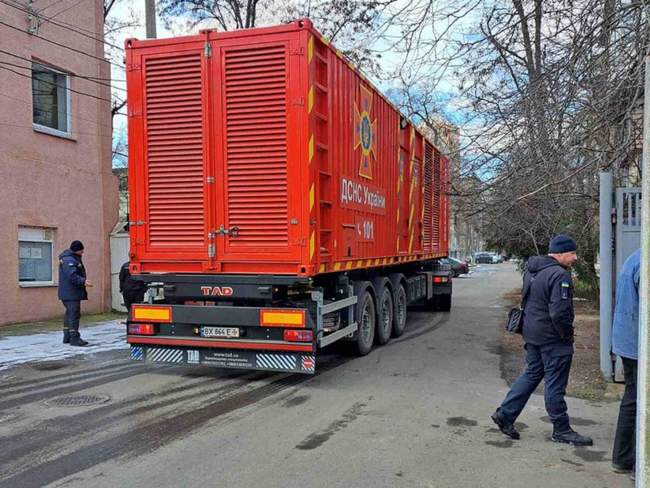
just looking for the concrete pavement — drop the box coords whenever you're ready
[0,263,629,488]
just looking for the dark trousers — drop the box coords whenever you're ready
[62,300,81,336]
[497,343,573,432]
[613,357,637,469]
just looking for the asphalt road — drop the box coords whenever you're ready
[0,264,629,488]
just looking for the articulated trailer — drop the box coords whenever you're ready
[125,19,452,374]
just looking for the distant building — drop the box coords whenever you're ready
[0,0,118,325]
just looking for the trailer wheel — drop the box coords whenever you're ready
[392,283,407,337]
[375,285,394,345]
[355,287,376,356]
[436,294,452,312]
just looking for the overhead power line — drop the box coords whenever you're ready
[0,90,127,136]
[0,49,127,90]
[0,0,125,52]
[0,18,125,70]
[38,0,67,12]
[48,0,88,21]
[0,63,117,103]
[0,49,126,92]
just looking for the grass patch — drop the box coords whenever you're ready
[0,312,126,337]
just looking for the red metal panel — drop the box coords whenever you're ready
[213,34,305,270]
[223,45,290,247]
[144,53,205,248]
[423,142,434,251]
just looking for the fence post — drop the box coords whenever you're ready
[599,172,614,380]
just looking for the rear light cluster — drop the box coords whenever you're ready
[128,323,156,335]
[283,330,313,342]
[432,276,449,284]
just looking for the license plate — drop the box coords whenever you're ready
[200,326,239,338]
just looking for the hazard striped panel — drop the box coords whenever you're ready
[256,353,296,371]
[223,45,289,247]
[130,346,143,361]
[423,143,434,251]
[146,347,184,363]
[144,53,205,248]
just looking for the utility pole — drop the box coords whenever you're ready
[636,54,650,488]
[145,0,157,39]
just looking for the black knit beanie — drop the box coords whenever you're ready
[548,235,577,254]
[70,240,84,252]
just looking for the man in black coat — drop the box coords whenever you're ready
[491,234,593,446]
[119,261,147,312]
[58,240,92,346]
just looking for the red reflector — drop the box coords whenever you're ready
[128,323,155,335]
[433,276,449,284]
[284,330,313,342]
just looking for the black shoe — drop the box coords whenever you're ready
[551,429,593,446]
[69,337,89,347]
[491,412,520,440]
[612,463,633,474]
[63,331,70,344]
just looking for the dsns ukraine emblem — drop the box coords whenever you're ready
[354,86,377,180]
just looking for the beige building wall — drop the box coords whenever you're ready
[0,0,118,325]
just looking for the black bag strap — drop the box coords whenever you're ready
[520,276,534,309]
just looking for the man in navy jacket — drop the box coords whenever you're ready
[491,235,593,446]
[58,240,92,346]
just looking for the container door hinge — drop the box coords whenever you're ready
[293,97,305,106]
[204,42,212,58]
[291,47,305,56]
[208,244,215,258]
[206,176,215,183]
[128,220,146,226]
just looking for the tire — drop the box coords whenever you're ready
[375,285,394,345]
[354,286,376,356]
[392,282,408,337]
[436,294,452,312]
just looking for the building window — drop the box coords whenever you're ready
[18,227,55,286]
[32,62,70,136]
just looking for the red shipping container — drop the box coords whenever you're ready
[126,19,450,277]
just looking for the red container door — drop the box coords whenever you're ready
[212,37,303,266]
[135,49,210,267]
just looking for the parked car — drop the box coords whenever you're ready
[441,257,470,277]
[474,252,493,264]
[491,253,504,264]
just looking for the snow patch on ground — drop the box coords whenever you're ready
[0,320,128,370]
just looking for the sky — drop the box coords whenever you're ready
[107,1,478,166]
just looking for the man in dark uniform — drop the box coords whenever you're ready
[119,261,147,312]
[58,240,92,347]
[491,234,593,446]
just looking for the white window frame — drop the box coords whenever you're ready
[18,227,56,287]
[31,62,72,138]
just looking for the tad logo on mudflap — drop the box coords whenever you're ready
[200,286,234,296]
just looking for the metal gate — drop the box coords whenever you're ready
[612,187,642,380]
[616,188,642,276]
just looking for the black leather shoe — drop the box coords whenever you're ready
[69,337,89,347]
[612,463,633,474]
[551,429,593,446]
[63,331,70,344]
[491,412,520,440]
